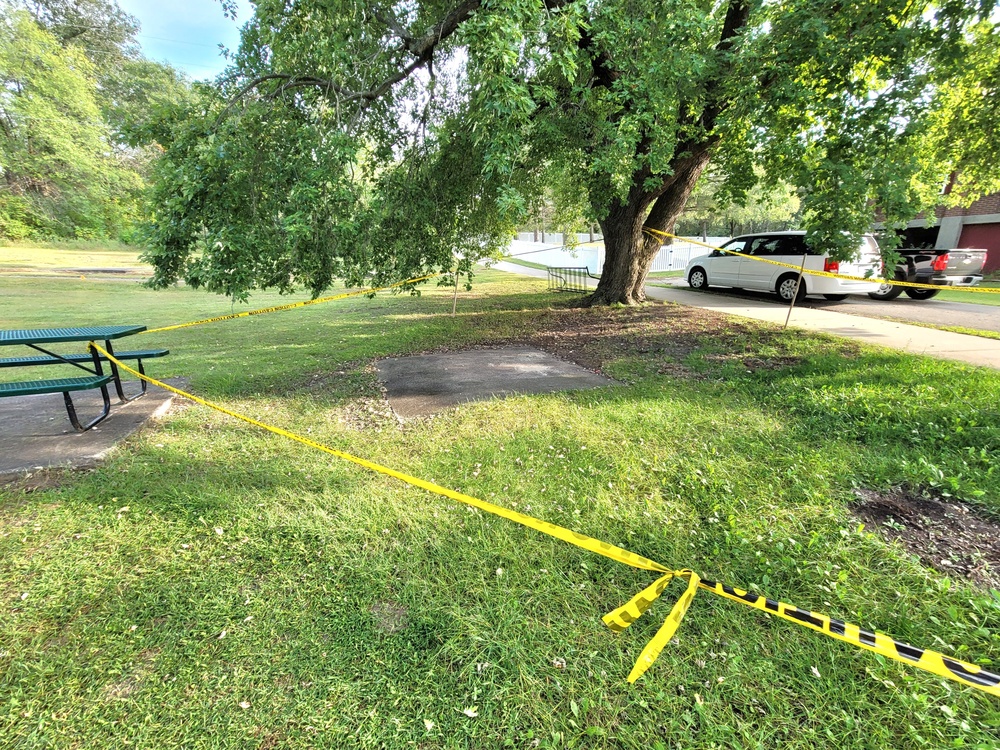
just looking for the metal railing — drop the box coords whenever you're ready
[547,267,596,293]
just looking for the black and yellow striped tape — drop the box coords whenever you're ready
[143,273,442,334]
[90,343,1000,696]
[644,228,998,294]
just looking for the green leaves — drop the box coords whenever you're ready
[0,4,194,242]
[144,0,1000,296]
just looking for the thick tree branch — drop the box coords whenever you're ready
[698,0,752,134]
[218,1,489,127]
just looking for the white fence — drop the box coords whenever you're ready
[508,236,728,275]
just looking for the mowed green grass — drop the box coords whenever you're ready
[936,281,1000,307]
[1,271,999,749]
[0,242,149,275]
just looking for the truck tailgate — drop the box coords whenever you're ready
[948,249,988,275]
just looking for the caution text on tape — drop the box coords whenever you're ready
[144,273,442,334]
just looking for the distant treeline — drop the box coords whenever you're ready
[0,1,192,241]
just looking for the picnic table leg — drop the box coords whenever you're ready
[101,339,127,402]
[102,339,146,402]
[62,387,111,432]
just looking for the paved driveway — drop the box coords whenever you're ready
[652,278,999,333]
[802,295,1000,333]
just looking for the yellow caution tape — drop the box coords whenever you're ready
[143,273,442,334]
[702,580,1000,695]
[644,228,1000,294]
[91,343,1000,696]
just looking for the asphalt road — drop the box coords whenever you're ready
[802,295,1000,333]
[654,279,1000,333]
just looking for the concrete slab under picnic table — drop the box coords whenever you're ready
[376,346,613,418]
[0,379,184,476]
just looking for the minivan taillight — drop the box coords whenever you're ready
[824,259,840,274]
[932,253,949,272]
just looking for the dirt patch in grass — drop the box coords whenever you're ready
[371,600,409,633]
[513,301,855,375]
[0,468,85,495]
[853,488,1000,589]
[102,648,161,701]
[299,301,856,422]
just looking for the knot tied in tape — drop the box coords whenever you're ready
[603,569,701,683]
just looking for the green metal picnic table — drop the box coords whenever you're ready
[0,325,165,431]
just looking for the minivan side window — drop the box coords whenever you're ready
[779,236,810,255]
[749,238,783,256]
[716,239,747,257]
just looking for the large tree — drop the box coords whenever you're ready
[145,0,999,304]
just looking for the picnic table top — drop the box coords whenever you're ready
[0,325,146,346]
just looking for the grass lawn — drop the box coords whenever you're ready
[935,282,1000,306]
[0,242,150,278]
[501,256,549,271]
[1,271,999,748]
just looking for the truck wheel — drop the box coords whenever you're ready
[868,280,903,301]
[904,288,940,300]
[776,274,806,302]
[688,267,709,290]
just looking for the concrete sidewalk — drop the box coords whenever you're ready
[487,262,1000,369]
[0,380,182,476]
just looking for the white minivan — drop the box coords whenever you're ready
[685,231,882,301]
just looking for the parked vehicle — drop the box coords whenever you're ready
[685,232,881,302]
[868,247,988,300]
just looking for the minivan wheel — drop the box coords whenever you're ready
[823,294,848,301]
[868,279,903,301]
[776,274,806,302]
[688,267,709,290]
[904,288,940,300]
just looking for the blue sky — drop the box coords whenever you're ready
[117,0,254,79]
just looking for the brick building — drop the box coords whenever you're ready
[903,191,1000,273]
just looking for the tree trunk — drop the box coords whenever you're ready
[586,206,647,305]
[585,153,710,306]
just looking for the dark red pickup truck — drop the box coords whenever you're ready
[869,247,988,300]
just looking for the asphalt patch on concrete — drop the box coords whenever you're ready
[0,378,185,476]
[376,346,613,418]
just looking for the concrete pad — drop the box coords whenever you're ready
[376,346,613,417]
[0,379,184,475]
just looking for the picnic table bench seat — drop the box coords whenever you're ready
[0,349,168,368]
[0,375,113,431]
[1,325,162,432]
[0,348,168,400]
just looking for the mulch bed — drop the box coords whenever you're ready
[484,300,856,376]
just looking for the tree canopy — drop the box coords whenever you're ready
[145,0,1000,303]
[0,1,191,241]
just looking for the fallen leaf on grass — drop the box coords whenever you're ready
[239,701,250,710]
[462,706,479,718]
[423,719,435,731]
